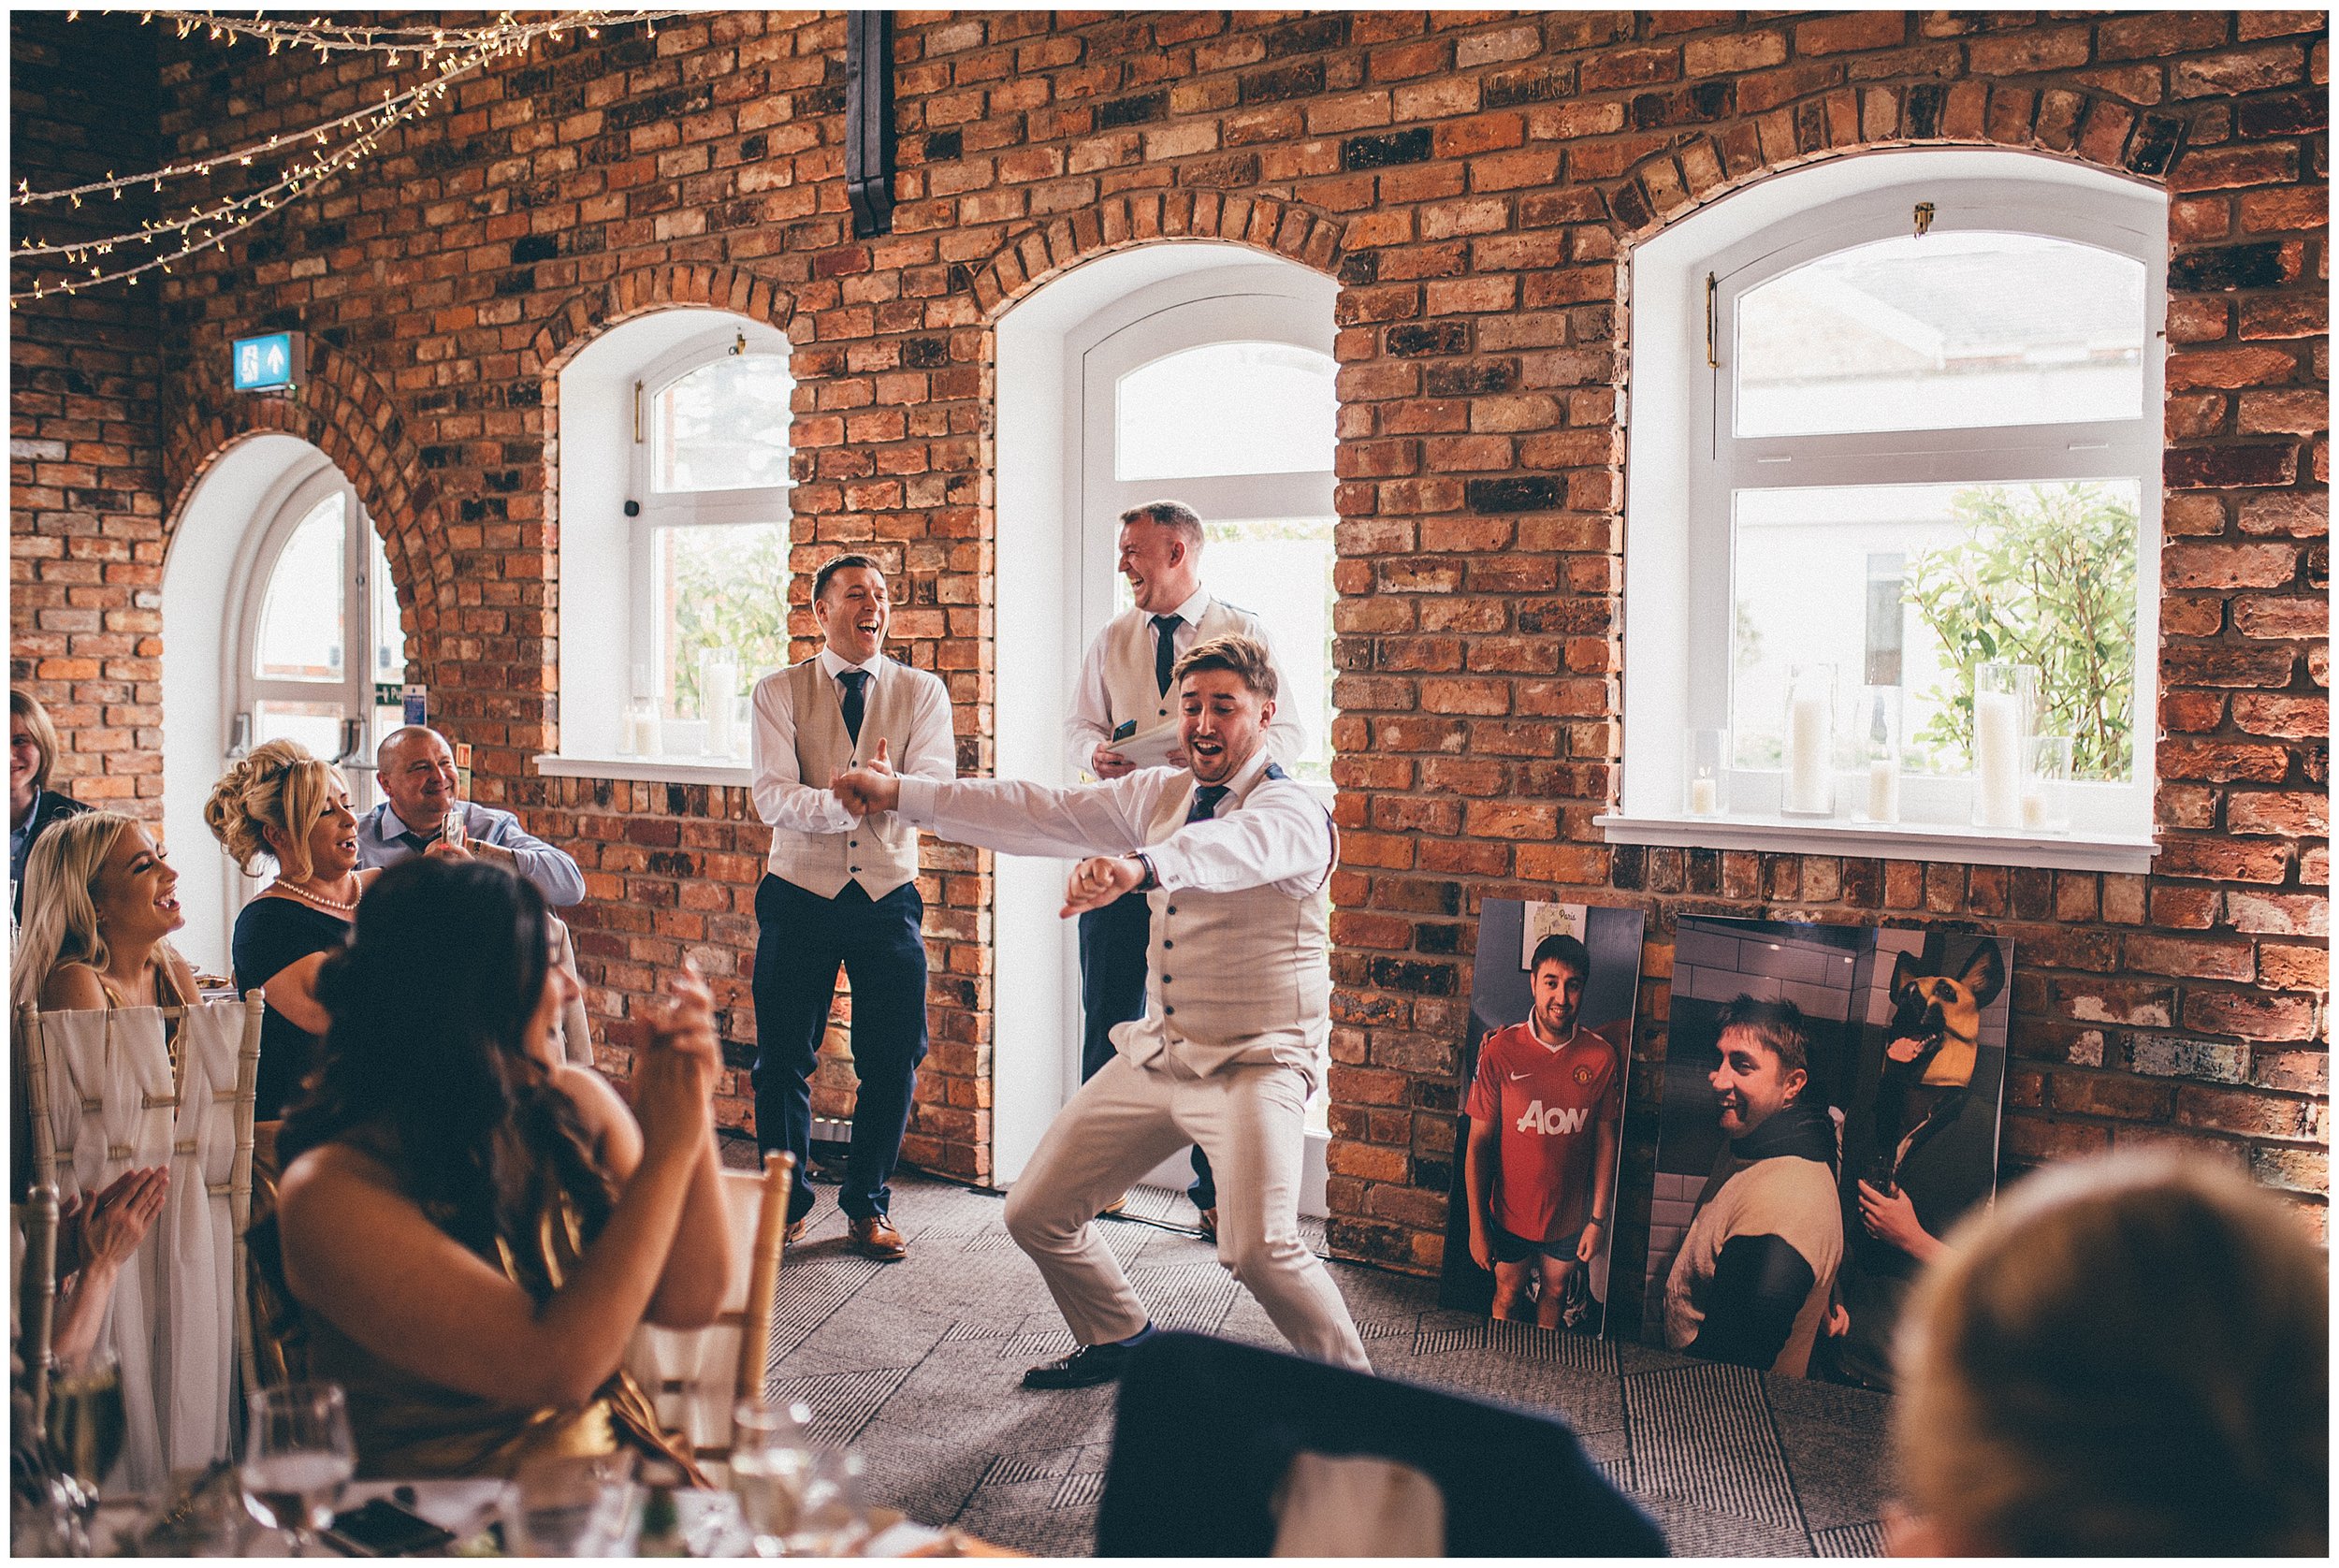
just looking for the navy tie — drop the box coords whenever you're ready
[1151,615,1182,696]
[838,670,870,746]
[1185,785,1230,823]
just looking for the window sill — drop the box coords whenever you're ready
[1594,812,2157,875]
[533,752,750,788]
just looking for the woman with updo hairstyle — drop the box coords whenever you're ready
[1889,1152,2327,1556]
[203,739,369,1118]
[266,857,730,1478]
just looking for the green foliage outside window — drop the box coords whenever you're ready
[667,523,789,719]
[1905,483,2138,781]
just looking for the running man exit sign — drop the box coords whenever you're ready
[231,330,306,392]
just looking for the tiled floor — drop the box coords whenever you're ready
[758,1168,1893,1557]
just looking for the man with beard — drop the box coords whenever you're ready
[1663,997,1844,1376]
[1463,933,1625,1328]
[833,634,1368,1387]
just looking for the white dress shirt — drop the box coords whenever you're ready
[750,646,957,838]
[1064,587,1307,777]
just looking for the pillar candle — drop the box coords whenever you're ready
[1785,687,1833,813]
[1974,690,2025,827]
[1867,759,1899,823]
[1690,777,1719,815]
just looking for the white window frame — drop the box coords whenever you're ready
[541,311,791,785]
[1605,150,2165,874]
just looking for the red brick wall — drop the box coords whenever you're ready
[12,13,2328,1294]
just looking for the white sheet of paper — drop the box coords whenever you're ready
[1110,719,1185,769]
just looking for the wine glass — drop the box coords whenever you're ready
[240,1383,356,1557]
[44,1350,127,1555]
[730,1398,817,1557]
[784,1448,871,1559]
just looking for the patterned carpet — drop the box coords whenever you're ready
[752,1167,1893,1557]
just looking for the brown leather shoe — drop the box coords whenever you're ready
[784,1215,809,1247]
[848,1213,908,1261]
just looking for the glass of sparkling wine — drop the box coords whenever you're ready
[45,1350,127,1554]
[730,1398,818,1557]
[240,1383,356,1556]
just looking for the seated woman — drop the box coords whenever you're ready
[1890,1152,2327,1556]
[269,858,733,1478]
[203,741,369,1120]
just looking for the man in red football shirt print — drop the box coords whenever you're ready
[1462,933,1626,1328]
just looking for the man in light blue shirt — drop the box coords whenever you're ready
[354,726,586,907]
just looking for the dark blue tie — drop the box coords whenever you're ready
[1151,615,1182,695]
[1185,785,1230,823]
[838,669,870,745]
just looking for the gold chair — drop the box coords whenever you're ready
[623,1150,797,1474]
[13,1184,62,1429]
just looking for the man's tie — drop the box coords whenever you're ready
[1185,784,1231,823]
[1151,614,1183,696]
[838,669,870,745]
[398,831,432,853]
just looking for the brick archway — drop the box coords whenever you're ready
[964,190,1348,317]
[524,261,797,380]
[1598,80,2191,239]
[163,339,443,644]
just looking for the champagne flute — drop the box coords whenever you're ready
[240,1383,356,1557]
[730,1398,817,1557]
[784,1448,871,1559]
[45,1350,127,1555]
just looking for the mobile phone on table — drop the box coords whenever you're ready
[324,1497,458,1557]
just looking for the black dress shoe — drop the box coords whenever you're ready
[1021,1342,1133,1389]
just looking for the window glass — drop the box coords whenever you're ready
[1115,342,1336,481]
[1735,232,2147,437]
[654,522,790,736]
[1731,480,2141,783]
[255,495,346,680]
[369,528,405,690]
[655,355,792,493]
[253,699,345,763]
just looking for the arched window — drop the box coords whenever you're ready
[547,312,792,777]
[1610,151,2165,872]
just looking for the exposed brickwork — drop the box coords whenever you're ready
[11,13,2328,1300]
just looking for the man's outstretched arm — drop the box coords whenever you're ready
[841,767,1174,864]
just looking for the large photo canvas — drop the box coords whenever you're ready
[1644,916,2012,1386]
[1440,899,1648,1337]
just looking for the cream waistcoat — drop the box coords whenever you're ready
[765,658,923,900]
[1097,599,1271,760]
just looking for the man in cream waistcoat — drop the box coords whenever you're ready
[1064,500,1307,1233]
[837,634,1369,1387]
[750,554,956,1261]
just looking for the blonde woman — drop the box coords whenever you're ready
[1890,1153,2328,1556]
[10,687,92,920]
[203,741,370,1119]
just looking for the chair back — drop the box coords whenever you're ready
[14,1184,62,1430]
[1097,1331,1667,1557]
[623,1151,796,1470]
[546,917,597,1068]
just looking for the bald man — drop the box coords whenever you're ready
[354,725,585,907]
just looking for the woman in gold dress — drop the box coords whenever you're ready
[267,856,733,1478]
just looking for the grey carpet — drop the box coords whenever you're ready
[748,1166,1892,1556]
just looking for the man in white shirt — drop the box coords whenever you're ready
[836,634,1368,1387]
[1063,500,1306,1233]
[749,554,956,1261]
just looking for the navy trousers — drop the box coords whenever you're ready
[1077,888,1216,1210]
[752,874,928,1223]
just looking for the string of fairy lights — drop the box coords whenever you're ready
[9,9,685,304]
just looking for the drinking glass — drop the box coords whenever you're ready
[783,1448,871,1559]
[44,1350,126,1554]
[513,1452,638,1557]
[2026,735,2074,834]
[731,1398,818,1558]
[1854,686,1902,825]
[240,1383,356,1557]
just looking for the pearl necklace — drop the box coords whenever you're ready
[273,877,360,915]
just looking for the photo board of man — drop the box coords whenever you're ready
[1442,901,1645,1335]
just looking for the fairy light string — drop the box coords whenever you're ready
[10,9,684,303]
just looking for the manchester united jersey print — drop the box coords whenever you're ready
[1464,1019,1626,1244]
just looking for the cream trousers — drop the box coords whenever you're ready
[1002,1053,1371,1372]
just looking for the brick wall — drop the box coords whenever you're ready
[10,13,2327,1294]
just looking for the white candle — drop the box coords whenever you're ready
[1690,777,1719,815]
[1867,759,1899,823]
[1785,688,1833,813]
[620,704,642,755]
[2022,789,2048,830]
[636,709,662,759]
[1974,690,2025,827]
[704,656,740,757]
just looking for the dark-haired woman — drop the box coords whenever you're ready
[269,858,732,1478]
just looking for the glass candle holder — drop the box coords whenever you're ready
[2025,734,2073,834]
[1781,662,1836,817]
[700,646,741,757]
[1854,686,1902,825]
[1684,729,1726,816]
[1970,661,2038,829]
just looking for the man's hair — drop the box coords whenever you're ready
[1118,500,1205,548]
[814,552,886,603]
[374,723,448,772]
[1530,933,1591,981]
[1171,633,1276,704]
[9,688,59,795]
[1716,995,1809,1079]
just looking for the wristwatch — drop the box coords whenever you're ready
[1128,851,1158,891]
